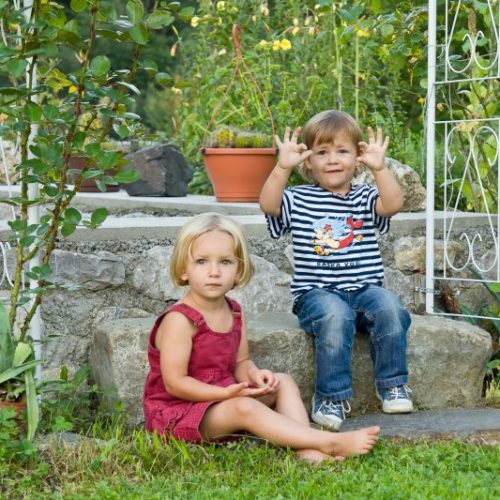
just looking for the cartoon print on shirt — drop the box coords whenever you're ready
[312,216,363,256]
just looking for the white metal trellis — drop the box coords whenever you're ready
[0,0,42,380]
[426,0,499,320]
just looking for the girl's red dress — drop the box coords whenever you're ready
[143,298,242,443]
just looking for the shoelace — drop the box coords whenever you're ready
[320,399,351,419]
[387,384,412,400]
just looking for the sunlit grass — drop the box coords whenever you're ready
[1,425,499,499]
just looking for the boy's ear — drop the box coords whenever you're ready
[304,156,312,170]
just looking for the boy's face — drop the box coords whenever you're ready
[304,132,358,195]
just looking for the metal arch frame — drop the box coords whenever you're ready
[426,0,499,320]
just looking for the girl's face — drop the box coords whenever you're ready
[181,230,240,301]
[304,132,358,195]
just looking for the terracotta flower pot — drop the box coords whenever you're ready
[68,156,119,193]
[200,147,277,202]
[0,398,27,431]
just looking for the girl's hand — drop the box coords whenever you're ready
[224,382,273,399]
[357,127,389,172]
[275,127,313,170]
[249,369,279,393]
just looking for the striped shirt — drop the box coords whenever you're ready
[266,183,390,304]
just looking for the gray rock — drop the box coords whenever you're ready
[50,250,125,290]
[89,312,491,426]
[228,255,293,313]
[353,157,426,212]
[383,268,425,314]
[92,306,152,324]
[90,316,155,426]
[393,236,459,272]
[130,246,182,301]
[124,144,193,197]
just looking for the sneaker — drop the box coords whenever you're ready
[376,385,413,414]
[311,395,351,431]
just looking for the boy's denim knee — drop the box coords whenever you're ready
[355,285,410,389]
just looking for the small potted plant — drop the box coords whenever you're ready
[200,126,277,202]
[0,301,40,436]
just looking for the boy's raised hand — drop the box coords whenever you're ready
[275,127,313,170]
[357,126,389,172]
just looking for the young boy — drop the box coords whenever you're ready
[259,110,413,431]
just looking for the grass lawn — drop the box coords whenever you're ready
[1,428,499,499]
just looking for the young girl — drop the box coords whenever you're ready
[143,212,380,462]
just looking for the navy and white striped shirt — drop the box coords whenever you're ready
[266,184,390,304]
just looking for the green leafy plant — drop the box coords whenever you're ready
[0,0,192,440]
[168,1,429,193]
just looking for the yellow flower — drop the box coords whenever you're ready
[436,103,444,112]
[68,85,79,93]
[191,16,200,28]
[409,56,418,64]
[252,15,257,22]
[304,16,311,26]
[260,5,269,16]
[356,28,369,37]
[418,96,425,105]
[280,39,292,51]
[171,87,182,95]
[292,26,300,36]
[292,18,299,26]
[216,1,225,11]
[466,203,474,210]
[272,40,281,51]
[257,40,269,48]
[308,27,315,36]
[218,48,227,55]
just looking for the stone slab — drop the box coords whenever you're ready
[342,408,500,438]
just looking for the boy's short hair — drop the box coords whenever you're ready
[298,110,363,182]
[170,212,254,288]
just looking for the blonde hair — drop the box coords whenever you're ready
[298,110,363,182]
[170,212,254,288]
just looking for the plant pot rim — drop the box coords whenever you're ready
[200,147,277,156]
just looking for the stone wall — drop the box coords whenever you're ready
[0,201,496,384]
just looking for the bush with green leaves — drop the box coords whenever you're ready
[167,0,429,193]
[0,0,192,440]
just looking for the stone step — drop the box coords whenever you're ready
[90,312,492,427]
[342,408,500,441]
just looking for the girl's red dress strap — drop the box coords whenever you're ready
[167,302,206,328]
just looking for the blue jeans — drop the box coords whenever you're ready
[295,284,411,401]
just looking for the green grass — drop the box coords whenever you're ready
[1,428,499,499]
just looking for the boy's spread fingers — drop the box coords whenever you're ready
[291,127,301,142]
[377,127,383,143]
[284,126,291,141]
[367,126,374,142]
[274,135,282,147]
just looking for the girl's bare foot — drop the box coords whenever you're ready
[324,426,380,458]
[296,448,345,464]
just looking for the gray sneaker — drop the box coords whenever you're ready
[376,384,413,413]
[311,395,351,431]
